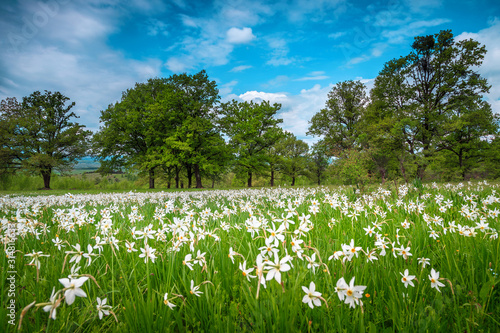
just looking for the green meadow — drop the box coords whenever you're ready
[1,181,499,332]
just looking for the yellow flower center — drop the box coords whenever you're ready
[347,289,353,297]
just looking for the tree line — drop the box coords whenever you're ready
[1,30,499,190]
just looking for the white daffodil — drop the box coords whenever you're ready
[255,254,267,288]
[96,297,112,320]
[429,268,445,292]
[163,293,176,310]
[302,281,322,309]
[190,280,203,297]
[418,257,430,268]
[400,269,416,288]
[336,277,366,308]
[42,287,60,320]
[25,250,49,269]
[239,260,256,282]
[266,252,291,284]
[58,276,89,305]
[183,253,194,270]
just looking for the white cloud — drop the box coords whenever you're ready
[266,37,295,66]
[236,84,333,145]
[264,75,290,88]
[166,0,273,72]
[456,18,500,116]
[295,71,330,81]
[226,27,256,44]
[146,19,169,36]
[219,80,238,96]
[328,32,345,39]
[230,65,252,72]
[0,1,164,132]
[165,57,194,72]
[239,91,288,103]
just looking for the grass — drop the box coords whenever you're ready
[0,181,499,332]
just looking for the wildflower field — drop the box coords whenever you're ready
[1,182,499,332]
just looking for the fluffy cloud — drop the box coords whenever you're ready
[456,18,500,115]
[0,1,163,132]
[236,84,334,145]
[166,1,272,72]
[226,27,256,44]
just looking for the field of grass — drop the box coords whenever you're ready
[1,181,499,332]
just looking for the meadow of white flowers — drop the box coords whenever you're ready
[1,181,499,331]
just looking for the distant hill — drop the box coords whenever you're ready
[74,157,100,171]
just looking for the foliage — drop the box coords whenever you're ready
[336,148,373,191]
[274,132,310,186]
[309,141,331,185]
[0,91,91,189]
[308,80,368,157]
[369,30,496,180]
[218,100,283,187]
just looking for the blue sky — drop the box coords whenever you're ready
[1,0,499,145]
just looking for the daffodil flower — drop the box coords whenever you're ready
[429,268,445,292]
[400,269,416,288]
[302,281,322,309]
[96,297,112,319]
[58,276,89,305]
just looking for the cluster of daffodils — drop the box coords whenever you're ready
[0,180,498,327]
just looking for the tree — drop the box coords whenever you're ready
[307,80,368,157]
[309,141,330,185]
[370,30,494,179]
[93,78,171,189]
[0,91,91,189]
[437,99,499,179]
[275,132,309,186]
[162,70,221,188]
[218,100,283,187]
[0,97,23,174]
[264,128,285,187]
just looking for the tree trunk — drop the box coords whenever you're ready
[270,169,275,187]
[211,176,215,188]
[379,167,386,184]
[175,166,180,189]
[459,148,466,180]
[194,164,203,188]
[41,168,52,189]
[399,157,408,183]
[317,171,321,185]
[149,168,155,189]
[291,176,295,186]
[247,171,252,187]
[186,164,193,188]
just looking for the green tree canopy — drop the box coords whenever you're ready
[275,132,309,186]
[307,80,368,157]
[218,100,283,187]
[0,91,91,189]
[370,29,495,179]
[93,70,223,189]
[93,77,172,188]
